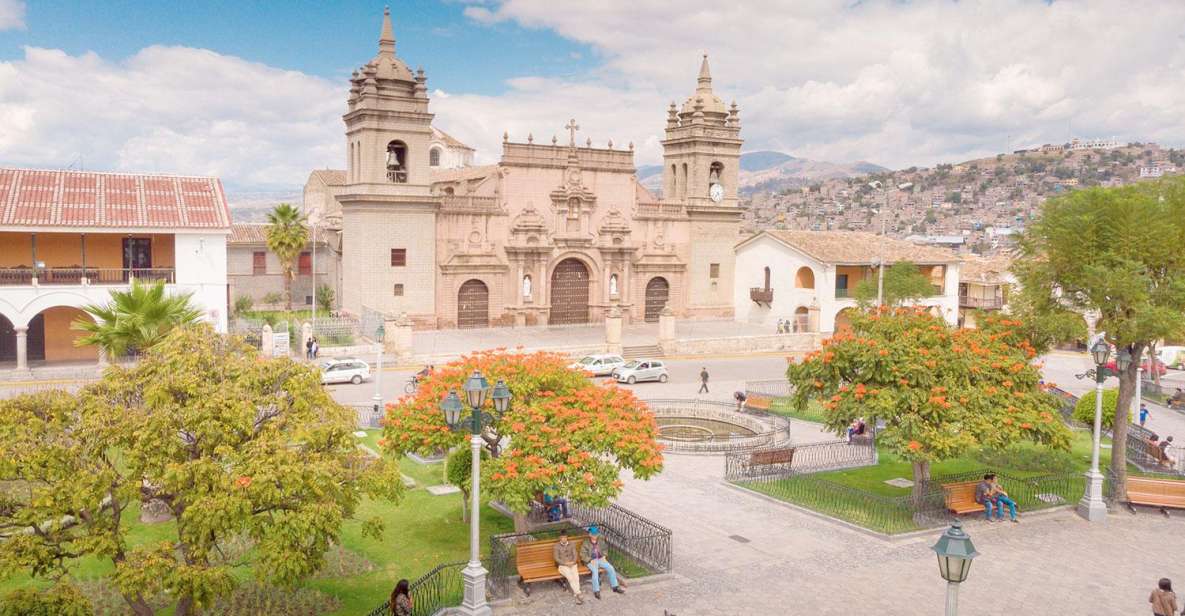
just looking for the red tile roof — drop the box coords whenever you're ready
[0,167,231,231]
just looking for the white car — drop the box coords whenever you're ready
[1155,346,1185,370]
[612,359,669,384]
[569,354,626,377]
[320,358,371,385]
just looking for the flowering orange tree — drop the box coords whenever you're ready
[382,350,664,516]
[786,308,1071,494]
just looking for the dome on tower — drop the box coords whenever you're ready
[354,7,417,92]
[679,55,728,120]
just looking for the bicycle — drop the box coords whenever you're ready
[404,376,419,394]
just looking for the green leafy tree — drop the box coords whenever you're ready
[786,309,1071,500]
[316,284,335,314]
[382,350,663,531]
[73,279,202,358]
[233,294,254,316]
[0,326,401,616]
[853,261,936,307]
[1015,177,1185,493]
[0,584,90,616]
[265,203,309,311]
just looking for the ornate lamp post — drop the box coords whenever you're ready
[1078,336,1118,521]
[932,521,979,616]
[372,324,385,412]
[442,372,511,616]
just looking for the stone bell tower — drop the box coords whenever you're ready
[662,55,743,318]
[338,7,439,324]
[661,54,743,208]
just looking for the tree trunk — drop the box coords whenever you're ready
[284,269,294,311]
[1110,343,1146,499]
[512,511,531,534]
[174,594,194,616]
[459,487,470,523]
[122,594,154,616]
[909,459,932,503]
[1149,342,1162,387]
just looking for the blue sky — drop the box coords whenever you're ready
[0,1,596,94]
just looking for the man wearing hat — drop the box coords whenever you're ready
[580,526,625,599]
[552,530,583,604]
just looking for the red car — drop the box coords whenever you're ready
[1104,359,1167,377]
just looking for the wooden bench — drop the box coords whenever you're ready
[1126,477,1185,515]
[745,395,773,412]
[942,481,986,515]
[515,537,591,596]
[750,447,794,467]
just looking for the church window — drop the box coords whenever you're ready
[390,248,406,267]
[710,263,720,279]
[429,147,442,167]
[386,140,409,183]
[393,284,404,297]
[680,163,689,199]
[298,252,312,275]
[566,197,582,233]
[444,187,455,196]
[252,252,266,275]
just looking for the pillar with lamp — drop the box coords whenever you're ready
[372,323,385,414]
[1077,333,1127,522]
[932,521,979,616]
[440,371,512,616]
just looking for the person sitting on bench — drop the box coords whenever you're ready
[1171,389,1185,409]
[580,526,625,600]
[552,530,584,605]
[976,473,1018,523]
[544,492,570,521]
[847,418,866,443]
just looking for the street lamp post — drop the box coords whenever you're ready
[372,324,385,412]
[441,372,511,616]
[932,521,978,616]
[868,181,912,308]
[1078,336,1119,522]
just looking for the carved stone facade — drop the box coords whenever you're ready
[314,10,743,329]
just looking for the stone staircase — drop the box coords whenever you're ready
[623,344,663,359]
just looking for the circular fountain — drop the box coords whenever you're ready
[645,399,792,454]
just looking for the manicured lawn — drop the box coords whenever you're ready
[767,398,828,424]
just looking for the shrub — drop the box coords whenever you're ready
[0,584,91,616]
[233,294,254,315]
[1073,388,1119,429]
[316,283,335,313]
[262,291,284,306]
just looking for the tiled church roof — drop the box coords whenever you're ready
[0,167,231,231]
[757,230,959,265]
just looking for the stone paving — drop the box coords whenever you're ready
[495,406,1185,615]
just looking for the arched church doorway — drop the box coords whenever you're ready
[0,314,15,362]
[549,259,590,325]
[644,277,670,323]
[457,280,489,329]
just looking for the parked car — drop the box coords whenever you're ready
[612,359,669,384]
[568,354,626,377]
[320,358,371,385]
[1105,359,1167,377]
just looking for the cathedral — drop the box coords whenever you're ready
[304,9,744,329]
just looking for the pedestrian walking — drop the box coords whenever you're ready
[1149,578,1177,616]
[698,367,709,394]
[311,336,320,359]
[305,336,314,360]
[1139,403,1151,428]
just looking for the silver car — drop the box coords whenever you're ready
[320,358,371,385]
[613,359,669,384]
[569,354,626,377]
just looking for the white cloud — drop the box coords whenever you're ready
[0,45,341,189]
[457,0,1185,168]
[0,0,25,31]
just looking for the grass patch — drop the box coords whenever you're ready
[767,398,828,424]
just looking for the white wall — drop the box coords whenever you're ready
[175,233,229,333]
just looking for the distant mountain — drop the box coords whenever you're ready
[740,150,795,172]
[226,190,302,222]
[637,150,885,195]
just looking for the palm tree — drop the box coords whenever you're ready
[265,203,309,311]
[73,280,202,358]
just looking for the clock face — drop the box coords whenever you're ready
[710,182,724,203]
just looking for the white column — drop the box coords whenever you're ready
[458,432,491,615]
[15,326,28,370]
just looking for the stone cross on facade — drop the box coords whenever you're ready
[565,118,580,147]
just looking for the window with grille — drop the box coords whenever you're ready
[391,249,406,267]
[710,263,720,279]
[393,284,404,296]
[253,252,266,275]
[298,252,312,275]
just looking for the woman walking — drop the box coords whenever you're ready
[1149,578,1177,616]
[391,579,413,616]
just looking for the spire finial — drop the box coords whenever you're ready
[379,6,396,56]
[697,53,712,92]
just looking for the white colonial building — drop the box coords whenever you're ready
[0,168,231,371]
[733,230,961,333]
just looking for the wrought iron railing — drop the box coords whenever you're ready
[364,560,468,616]
[745,379,793,399]
[749,287,773,304]
[645,399,792,454]
[0,266,175,285]
[958,295,1004,309]
[486,502,672,599]
[350,404,386,429]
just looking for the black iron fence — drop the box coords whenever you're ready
[745,379,793,399]
[364,560,467,616]
[724,438,876,480]
[486,502,672,599]
[349,403,385,429]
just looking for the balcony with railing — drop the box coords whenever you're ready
[959,294,1005,309]
[0,267,175,286]
[750,287,774,304]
